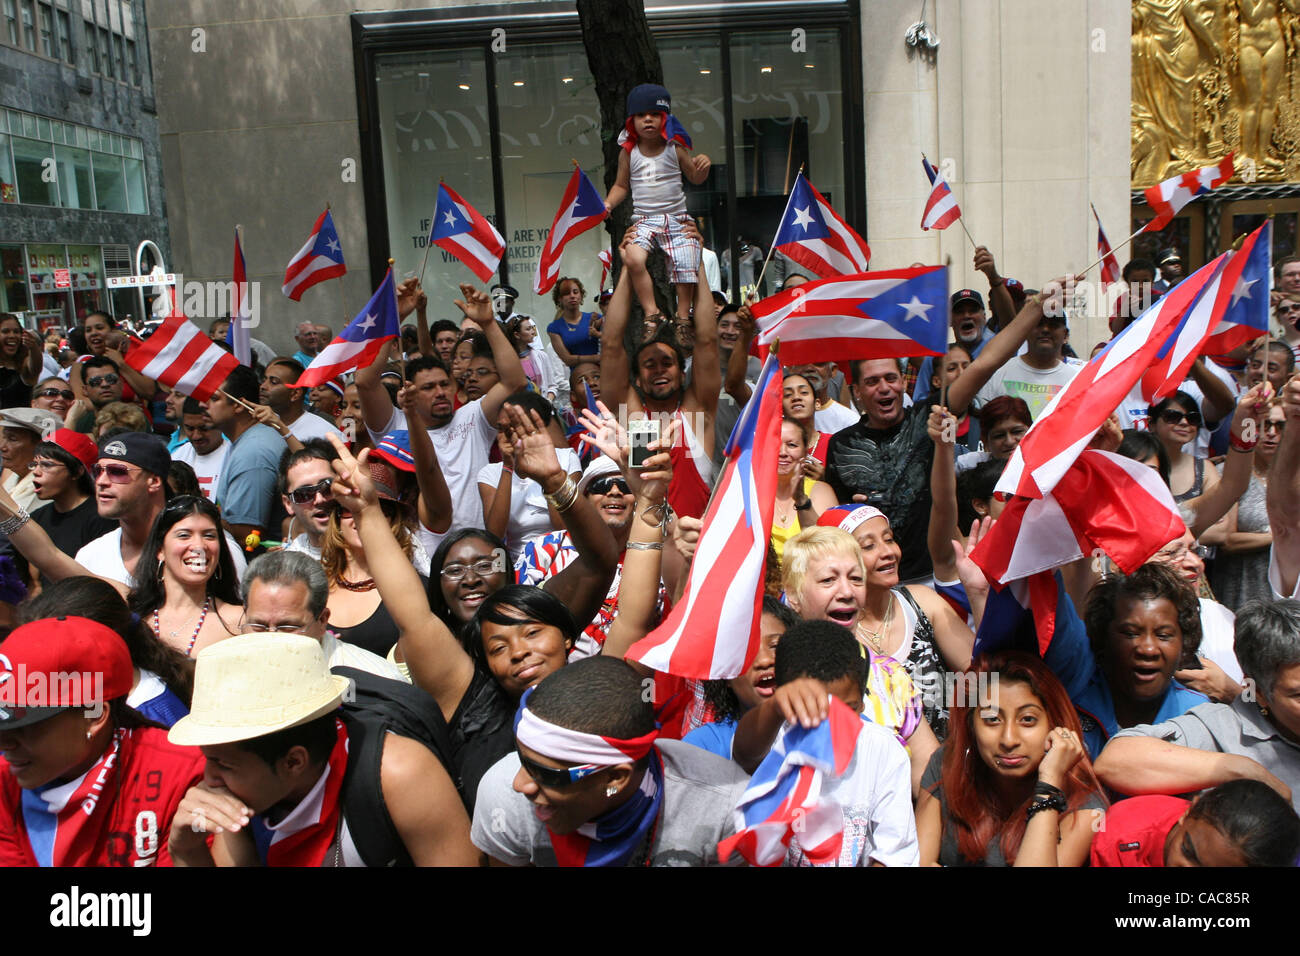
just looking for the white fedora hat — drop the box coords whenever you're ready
[168,634,350,748]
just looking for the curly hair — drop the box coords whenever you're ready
[551,276,586,313]
[93,401,151,439]
[1084,561,1202,664]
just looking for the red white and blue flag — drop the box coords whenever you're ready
[717,696,864,866]
[748,266,949,366]
[1203,219,1273,359]
[598,249,611,289]
[772,172,871,278]
[1138,253,1237,404]
[282,208,346,301]
[126,308,240,402]
[228,228,252,366]
[1092,203,1121,287]
[618,114,692,152]
[996,258,1223,499]
[920,154,961,231]
[430,182,505,283]
[1142,154,1234,233]
[293,268,400,388]
[534,167,608,295]
[626,353,782,679]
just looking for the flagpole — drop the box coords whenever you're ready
[388,257,405,384]
[418,179,442,287]
[1078,224,1145,278]
[753,165,805,298]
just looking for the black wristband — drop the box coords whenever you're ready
[1033,780,1065,800]
[795,498,813,510]
[1026,793,1068,822]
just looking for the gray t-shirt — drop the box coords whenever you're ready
[470,739,749,866]
[1113,697,1300,814]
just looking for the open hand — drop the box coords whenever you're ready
[326,432,378,512]
[453,283,494,328]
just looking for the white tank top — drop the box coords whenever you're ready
[630,144,687,216]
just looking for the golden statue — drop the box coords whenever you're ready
[1132,0,1300,184]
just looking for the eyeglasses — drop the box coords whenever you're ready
[1263,419,1287,432]
[288,478,334,504]
[240,619,314,634]
[1157,544,1211,563]
[440,552,507,581]
[1158,408,1202,428]
[36,388,74,401]
[1277,304,1299,316]
[586,475,631,496]
[86,374,119,388]
[27,458,65,472]
[91,462,138,483]
[516,749,602,788]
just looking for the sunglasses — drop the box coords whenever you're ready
[288,478,334,504]
[91,462,138,483]
[586,475,631,496]
[86,374,119,388]
[516,749,602,789]
[36,388,75,401]
[1158,408,1202,428]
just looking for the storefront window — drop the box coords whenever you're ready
[66,244,105,320]
[93,151,126,211]
[375,48,493,315]
[123,155,146,213]
[0,245,29,313]
[10,134,56,205]
[54,144,93,208]
[26,243,72,324]
[0,132,15,204]
[729,29,844,300]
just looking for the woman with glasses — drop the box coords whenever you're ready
[0,313,44,407]
[128,495,241,658]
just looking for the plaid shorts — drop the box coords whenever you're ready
[629,213,701,284]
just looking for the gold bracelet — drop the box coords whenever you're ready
[545,475,579,513]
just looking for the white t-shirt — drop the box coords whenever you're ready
[1197,597,1242,684]
[475,448,582,548]
[283,533,320,560]
[368,399,497,533]
[975,356,1084,421]
[172,439,230,501]
[287,411,344,444]
[814,399,859,435]
[75,527,247,588]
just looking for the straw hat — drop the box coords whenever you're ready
[168,634,351,747]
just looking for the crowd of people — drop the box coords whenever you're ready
[3,86,1300,868]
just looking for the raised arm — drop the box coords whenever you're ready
[459,283,526,424]
[687,259,722,414]
[479,432,515,542]
[413,287,434,358]
[974,246,1017,333]
[325,434,473,722]
[397,385,452,534]
[354,339,400,436]
[599,264,634,412]
[1188,382,1272,538]
[0,482,125,593]
[19,330,43,386]
[1187,357,1235,425]
[1268,374,1300,596]
[927,405,961,582]
[724,305,756,406]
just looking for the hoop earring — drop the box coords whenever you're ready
[156,559,164,581]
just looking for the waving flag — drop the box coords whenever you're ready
[430,183,505,282]
[228,229,252,366]
[282,209,346,300]
[1092,203,1121,287]
[772,172,871,278]
[626,354,782,679]
[920,154,961,231]
[1142,154,1234,233]
[294,269,400,388]
[971,450,1185,654]
[748,266,948,366]
[597,249,611,289]
[997,258,1223,499]
[717,697,864,867]
[534,167,608,295]
[1203,219,1272,359]
[126,310,240,402]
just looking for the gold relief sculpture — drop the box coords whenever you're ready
[1132,0,1300,185]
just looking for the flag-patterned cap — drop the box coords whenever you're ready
[371,430,415,473]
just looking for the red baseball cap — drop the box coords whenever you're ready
[45,428,98,473]
[0,617,133,729]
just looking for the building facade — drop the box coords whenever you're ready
[0,0,169,332]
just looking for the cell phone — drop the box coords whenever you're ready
[628,418,661,469]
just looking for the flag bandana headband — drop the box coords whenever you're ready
[832,505,885,535]
[514,688,658,766]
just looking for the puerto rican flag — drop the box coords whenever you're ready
[996,257,1223,499]
[717,696,864,866]
[534,167,608,295]
[430,183,505,283]
[293,269,400,388]
[1142,154,1234,233]
[772,172,871,278]
[228,228,252,366]
[282,208,346,301]
[1092,203,1121,287]
[126,309,240,402]
[618,114,692,152]
[920,154,961,231]
[626,353,782,679]
[598,249,611,289]
[971,450,1185,654]
[1203,219,1273,359]
[748,266,948,366]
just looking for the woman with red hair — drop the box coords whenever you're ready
[917,651,1107,866]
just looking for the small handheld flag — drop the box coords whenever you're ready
[294,269,400,388]
[229,227,252,366]
[772,172,871,278]
[920,154,961,231]
[428,183,505,283]
[1142,154,1234,233]
[534,166,608,296]
[283,209,346,301]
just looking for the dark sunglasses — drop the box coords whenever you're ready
[288,478,333,504]
[1159,408,1202,428]
[36,387,75,401]
[516,748,601,789]
[586,475,631,496]
[86,374,119,388]
[91,462,138,483]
